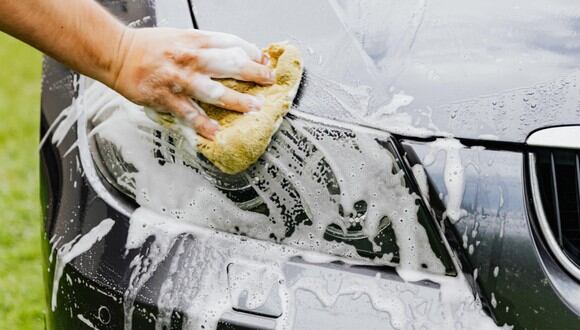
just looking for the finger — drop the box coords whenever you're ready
[165,96,220,140]
[196,48,274,84]
[187,75,264,113]
[196,30,262,62]
[238,60,275,85]
[186,101,221,140]
[218,88,265,113]
[260,52,270,65]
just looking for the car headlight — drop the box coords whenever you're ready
[80,78,455,276]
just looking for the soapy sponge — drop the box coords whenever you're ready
[197,43,304,174]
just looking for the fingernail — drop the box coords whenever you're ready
[261,53,270,65]
[249,95,264,112]
[209,119,222,132]
[205,120,220,140]
[266,70,275,83]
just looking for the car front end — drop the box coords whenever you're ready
[41,0,580,328]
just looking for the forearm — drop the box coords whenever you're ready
[0,0,128,86]
[0,0,274,139]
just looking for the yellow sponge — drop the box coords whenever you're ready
[196,43,304,174]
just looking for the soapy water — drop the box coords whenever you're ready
[37,5,485,325]
[51,218,115,311]
[422,138,467,223]
[86,79,444,272]
[52,78,502,328]
[77,313,100,329]
[42,76,506,328]
[124,207,504,329]
[298,71,445,138]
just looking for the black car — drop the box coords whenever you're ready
[41,0,580,329]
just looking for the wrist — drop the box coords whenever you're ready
[106,25,136,90]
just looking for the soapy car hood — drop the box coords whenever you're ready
[190,0,580,143]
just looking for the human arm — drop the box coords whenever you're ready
[0,0,273,139]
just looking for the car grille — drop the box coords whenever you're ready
[533,148,580,270]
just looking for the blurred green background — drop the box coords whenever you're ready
[0,33,44,329]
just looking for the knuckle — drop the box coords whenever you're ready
[167,71,182,83]
[170,83,184,95]
[197,79,225,102]
[232,93,254,111]
[163,49,176,60]
[188,74,208,93]
[144,89,172,110]
[164,99,183,115]
[259,67,272,80]
[175,49,201,66]
[185,29,203,41]
[231,47,249,58]
[225,47,249,66]
[156,66,174,80]
[188,112,209,131]
[242,63,272,82]
[229,94,245,109]
[185,110,201,126]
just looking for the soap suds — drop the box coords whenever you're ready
[77,313,99,329]
[423,138,467,223]
[125,207,505,329]
[84,79,444,275]
[412,163,429,202]
[51,218,115,311]
[44,74,507,329]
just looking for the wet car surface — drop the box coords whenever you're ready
[41,0,580,329]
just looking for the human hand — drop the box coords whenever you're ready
[108,27,274,140]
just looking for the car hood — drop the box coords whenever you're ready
[191,0,580,142]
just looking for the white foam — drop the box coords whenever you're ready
[45,75,507,329]
[77,313,99,329]
[79,78,445,275]
[412,163,429,202]
[423,138,467,223]
[124,208,507,329]
[51,218,115,311]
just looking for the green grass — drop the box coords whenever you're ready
[0,32,44,329]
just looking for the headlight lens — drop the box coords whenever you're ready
[84,79,454,275]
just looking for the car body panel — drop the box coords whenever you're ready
[402,140,580,328]
[40,0,580,329]
[192,0,580,142]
